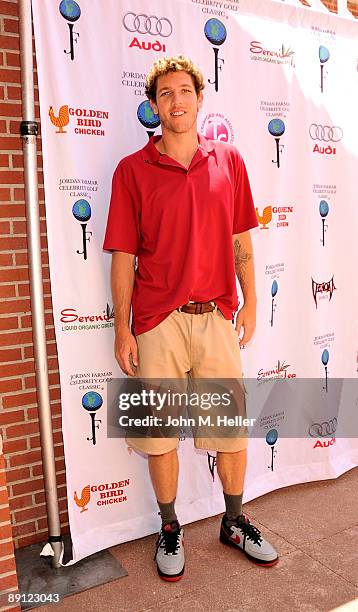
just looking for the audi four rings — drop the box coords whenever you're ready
[309,124,343,142]
[123,13,173,37]
[308,418,338,438]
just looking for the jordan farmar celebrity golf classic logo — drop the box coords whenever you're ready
[319,45,330,93]
[204,19,227,92]
[137,100,160,139]
[49,104,109,137]
[59,0,81,61]
[72,199,92,260]
[268,119,285,168]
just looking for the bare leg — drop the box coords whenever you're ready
[148,448,179,503]
[216,448,247,495]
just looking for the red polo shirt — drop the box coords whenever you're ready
[103,134,258,336]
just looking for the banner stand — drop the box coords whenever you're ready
[19,0,62,569]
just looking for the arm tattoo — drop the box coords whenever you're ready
[233,238,252,291]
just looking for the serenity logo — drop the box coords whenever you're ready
[257,360,296,382]
[60,304,115,331]
[59,0,81,61]
[204,18,227,92]
[250,41,295,67]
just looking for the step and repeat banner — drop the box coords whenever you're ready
[32,0,358,563]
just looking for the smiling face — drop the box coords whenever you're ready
[149,70,203,135]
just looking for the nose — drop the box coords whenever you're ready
[171,90,184,107]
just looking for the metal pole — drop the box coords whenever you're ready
[18,0,62,568]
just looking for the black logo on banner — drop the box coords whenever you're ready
[311,276,336,308]
[309,124,343,142]
[207,452,217,481]
[309,418,337,438]
[122,13,173,37]
[204,19,227,92]
[59,0,81,61]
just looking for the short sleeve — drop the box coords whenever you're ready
[232,152,258,235]
[103,164,140,254]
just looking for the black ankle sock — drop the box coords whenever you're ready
[157,498,177,526]
[224,492,243,522]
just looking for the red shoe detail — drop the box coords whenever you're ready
[160,574,183,582]
[254,558,279,567]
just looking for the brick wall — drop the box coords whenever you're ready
[0,446,20,611]
[0,0,357,584]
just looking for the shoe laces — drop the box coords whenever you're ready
[154,521,181,559]
[235,515,263,545]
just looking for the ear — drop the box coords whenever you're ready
[197,90,203,110]
[149,98,159,116]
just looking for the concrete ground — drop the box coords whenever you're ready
[41,466,358,612]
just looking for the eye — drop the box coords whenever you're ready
[161,91,171,97]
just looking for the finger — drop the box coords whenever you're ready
[235,314,244,335]
[239,327,254,347]
[122,353,136,377]
[130,338,139,367]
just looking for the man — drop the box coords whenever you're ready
[104,55,278,581]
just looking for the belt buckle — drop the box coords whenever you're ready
[178,300,195,313]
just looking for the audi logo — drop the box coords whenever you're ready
[122,13,173,37]
[308,417,337,438]
[309,124,343,142]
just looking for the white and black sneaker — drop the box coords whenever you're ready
[220,513,278,566]
[154,520,185,581]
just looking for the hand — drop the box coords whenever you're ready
[115,326,138,377]
[235,302,256,348]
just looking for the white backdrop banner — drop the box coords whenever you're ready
[32,0,358,563]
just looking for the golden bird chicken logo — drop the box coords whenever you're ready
[256,205,293,229]
[256,205,272,229]
[49,104,69,133]
[74,479,130,513]
[74,484,91,512]
[49,104,109,136]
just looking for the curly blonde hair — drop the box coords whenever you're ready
[145,55,205,102]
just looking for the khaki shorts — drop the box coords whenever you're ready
[126,307,247,455]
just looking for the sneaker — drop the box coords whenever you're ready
[220,513,278,566]
[154,520,185,581]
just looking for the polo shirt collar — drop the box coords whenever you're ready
[142,133,214,165]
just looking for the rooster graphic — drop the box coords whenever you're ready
[49,105,69,133]
[256,206,272,229]
[74,484,91,512]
